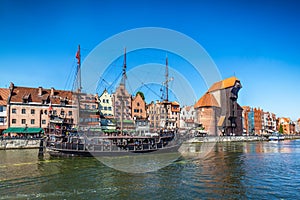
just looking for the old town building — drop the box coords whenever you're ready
[194,93,221,135]
[295,119,300,133]
[180,105,196,129]
[253,108,263,135]
[194,76,243,136]
[0,88,10,134]
[277,117,295,134]
[147,100,180,131]
[131,93,146,119]
[262,111,277,134]
[112,82,132,121]
[78,93,100,128]
[6,83,77,133]
[99,89,114,117]
[242,106,251,135]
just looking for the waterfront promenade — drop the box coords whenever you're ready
[186,135,300,143]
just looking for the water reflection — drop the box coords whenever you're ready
[1,140,300,199]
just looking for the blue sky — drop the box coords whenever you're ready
[0,0,299,120]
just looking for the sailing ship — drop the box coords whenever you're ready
[46,46,181,157]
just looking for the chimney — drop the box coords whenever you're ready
[9,82,14,91]
[50,87,55,96]
[38,86,42,96]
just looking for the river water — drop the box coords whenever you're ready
[1,140,300,199]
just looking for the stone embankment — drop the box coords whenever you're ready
[0,139,41,150]
[187,135,300,143]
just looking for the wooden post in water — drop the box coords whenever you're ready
[38,138,44,157]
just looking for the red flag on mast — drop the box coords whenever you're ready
[76,45,80,65]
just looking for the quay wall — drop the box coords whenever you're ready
[187,135,300,143]
[0,139,41,150]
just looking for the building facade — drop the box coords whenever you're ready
[112,83,132,121]
[0,88,10,134]
[194,76,243,136]
[147,100,180,131]
[180,105,196,129]
[99,89,114,117]
[78,93,100,128]
[194,93,221,135]
[7,83,77,132]
[262,111,277,134]
[131,93,146,119]
[253,108,263,135]
[277,117,295,134]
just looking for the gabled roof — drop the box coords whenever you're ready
[208,76,239,92]
[171,101,180,106]
[10,86,73,105]
[0,88,10,106]
[132,93,144,102]
[194,92,219,108]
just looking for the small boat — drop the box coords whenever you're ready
[268,132,285,141]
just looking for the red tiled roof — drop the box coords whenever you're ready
[0,88,10,106]
[208,76,239,92]
[171,101,180,106]
[194,92,219,108]
[10,86,74,105]
[185,106,191,112]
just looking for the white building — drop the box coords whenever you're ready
[180,105,196,129]
[262,111,277,134]
[99,89,114,117]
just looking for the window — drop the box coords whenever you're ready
[31,109,35,114]
[0,106,3,112]
[42,120,46,124]
[12,108,16,114]
[108,107,112,111]
[0,117,4,123]
[53,110,57,115]
[31,119,35,124]
[104,106,107,110]
[21,119,26,124]
[103,99,105,103]
[44,110,48,115]
[92,105,96,109]
[137,103,140,107]
[61,110,65,115]
[12,119,16,124]
[22,109,26,114]
[68,111,72,116]
[106,99,109,103]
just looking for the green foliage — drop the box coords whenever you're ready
[136,91,145,101]
[279,124,284,133]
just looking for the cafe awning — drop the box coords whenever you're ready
[3,127,44,134]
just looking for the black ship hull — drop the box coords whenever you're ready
[47,144,181,157]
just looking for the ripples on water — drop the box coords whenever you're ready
[1,140,300,199]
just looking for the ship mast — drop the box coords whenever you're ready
[164,56,169,129]
[165,56,169,102]
[76,45,81,93]
[120,48,127,135]
[75,45,81,129]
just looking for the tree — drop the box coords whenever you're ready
[279,124,284,133]
[136,91,145,101]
